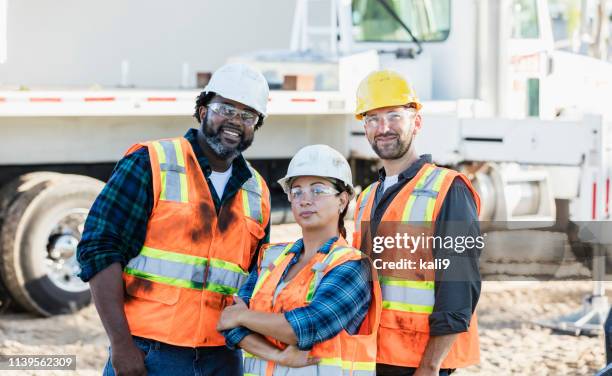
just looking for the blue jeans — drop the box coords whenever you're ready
[103,336,242,376]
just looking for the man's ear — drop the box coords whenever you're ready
[199,106,207,122]
[413,113,422,134]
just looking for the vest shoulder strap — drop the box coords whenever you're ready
[257,242,292,271]
[394,164,458,223]
[306,245,364,302]
[415,165,480,221]
[243,164,264,195]
[136,138,190,205]
[241,164,269,224]
[354,182,379,231]
[448,172,481,216]
[252,242,294,297]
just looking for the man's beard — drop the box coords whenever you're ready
[371,132,412,160]
[201,113,253,159]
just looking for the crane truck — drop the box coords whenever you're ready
[0,0,610,334]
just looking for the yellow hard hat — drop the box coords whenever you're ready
[355,70,422,120]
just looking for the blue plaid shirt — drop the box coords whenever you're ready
[77,128,270,282]
[223,237,372,351]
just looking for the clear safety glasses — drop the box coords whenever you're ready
[288,185,339,202]
[363,108,417,130]
[208,102,259,128]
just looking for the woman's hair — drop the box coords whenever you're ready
[332,179,351,239]
[338,204,349,239]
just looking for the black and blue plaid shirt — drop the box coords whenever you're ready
[77,128,270,282]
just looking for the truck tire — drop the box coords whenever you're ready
[0,172,63,223]
[0,172,63,312]
[0,173,104,316]
[0,280,12,313]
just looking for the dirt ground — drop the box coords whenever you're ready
[0,222,608,375]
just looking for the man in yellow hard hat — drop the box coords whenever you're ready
[352,70,482,376]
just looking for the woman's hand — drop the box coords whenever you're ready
[275,345,320,368]
[217,296,248,331]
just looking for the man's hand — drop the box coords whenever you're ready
[89,263,146,375]
[275,345,319,368]
[111,340,147,376]
[217,296,248,331]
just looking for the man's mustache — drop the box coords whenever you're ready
[374,132,399,141]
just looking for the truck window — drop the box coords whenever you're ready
[512,0,540,39]
[352,0,451,42]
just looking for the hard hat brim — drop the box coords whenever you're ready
[355,101,423,120]
[277,175,354,200]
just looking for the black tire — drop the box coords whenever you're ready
[0,172,63,226]
[0,173,103,316]
[0,172,63,313]
[0,279,13,314]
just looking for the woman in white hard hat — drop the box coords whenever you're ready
[218,145,381,375]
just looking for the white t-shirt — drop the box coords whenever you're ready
[209,164,233,198]
[382,174,399,193]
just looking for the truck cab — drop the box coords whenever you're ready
[342,0,557,118]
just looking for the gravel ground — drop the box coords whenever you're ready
[0,222,609,375]
[455,281,608,376]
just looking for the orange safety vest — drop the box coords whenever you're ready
[353,163,481,369]
[121,137,270,347]
[244,238,382,376]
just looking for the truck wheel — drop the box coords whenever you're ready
[0,174,104,316]
[0,172,63,313]
[0,281,13,313]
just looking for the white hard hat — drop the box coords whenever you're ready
[278,145,354,198]
[204,63,269,117]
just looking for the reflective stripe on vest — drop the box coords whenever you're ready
[243,352,266,375]
[124,246,248,294]
[305,246,359,302]
[207,258,249,294]
[355,183,377,233]
[260,244,291,270]
[244,352,375,376]
[379,276,434,314]
[242,166,265,224]
[401,165,450,223]
[252,243,293,297]
[152,140,188,203]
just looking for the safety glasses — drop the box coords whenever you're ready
[208,102,259,128]
[364,108,417,130]
[288,185,339,202]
